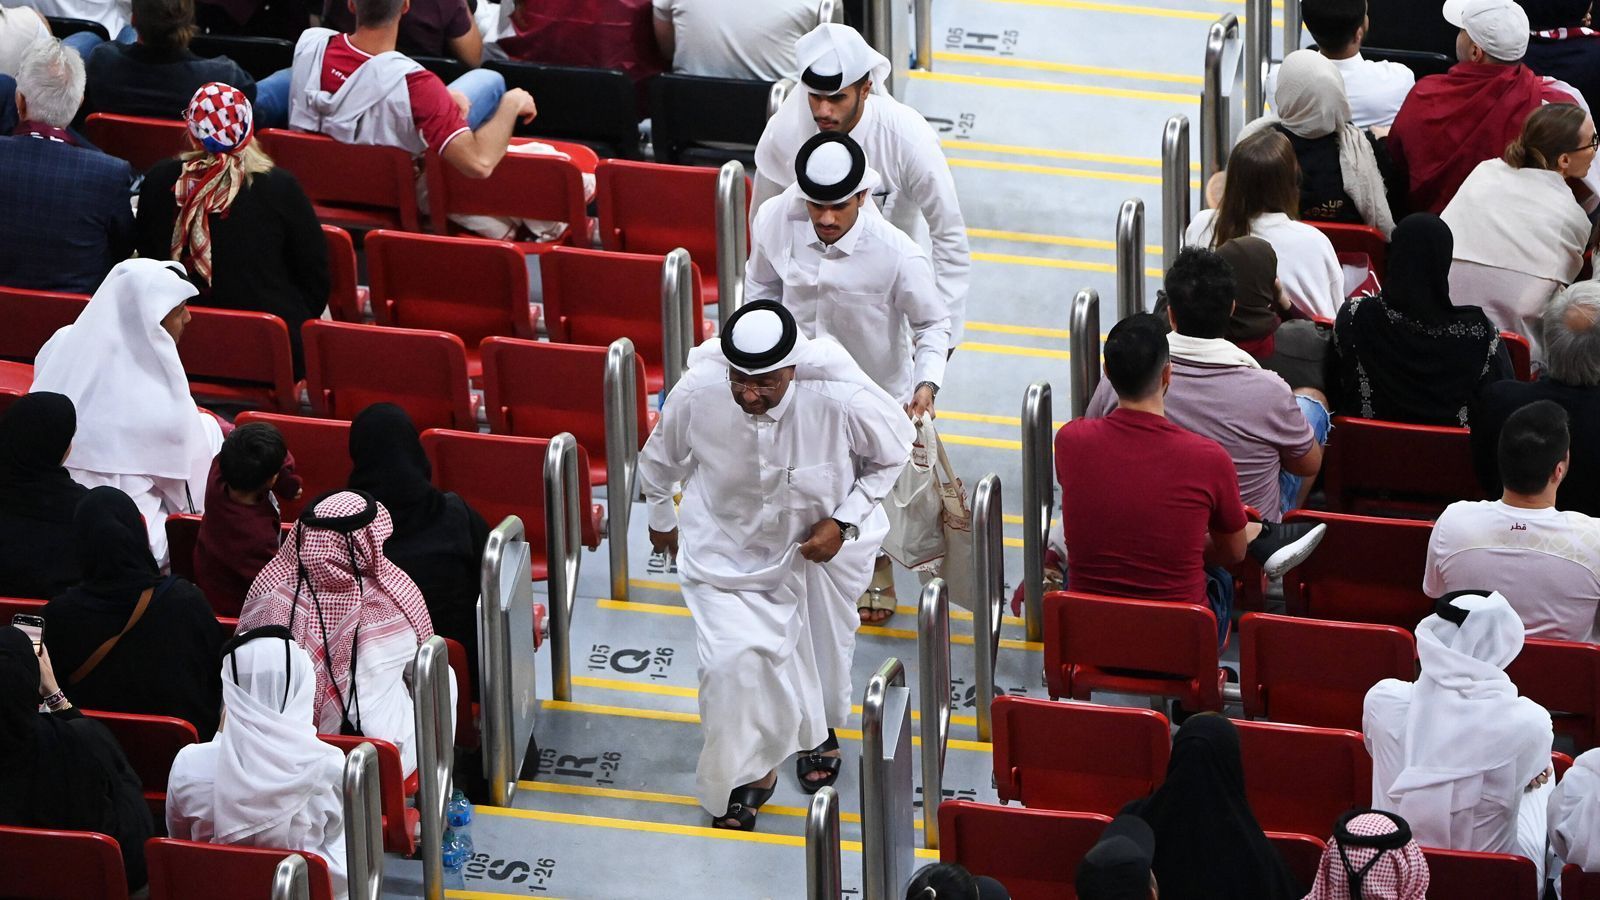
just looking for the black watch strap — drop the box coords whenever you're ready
[831,518,858,540]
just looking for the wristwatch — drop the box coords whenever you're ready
[916,381,940,396]
[832,518,859,541]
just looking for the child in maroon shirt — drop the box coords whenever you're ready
[194,423,301,616]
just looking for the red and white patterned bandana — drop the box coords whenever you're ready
[185,81,254,154]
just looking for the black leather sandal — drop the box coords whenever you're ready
[796,729,842,794]
[711,780,776,831]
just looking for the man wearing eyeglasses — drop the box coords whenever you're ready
[636,300,913,833]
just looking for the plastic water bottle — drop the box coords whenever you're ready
[447,789,474,828]
[442,828,473,873]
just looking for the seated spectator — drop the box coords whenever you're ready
[904,863,1010,900]
[0,5,48,75]
[1304,809,1430,899]
[1365,591,1554,883]
[1426,401,1600,642]
[1087,249,1328,522]
[1218,235,1287,358]
[1187,130,1345,319]
[1389,0,1582,213]
[1471,281,1600,515]
[1522,0,1600,114]
[650,0,815,82]
[0,393,87,599]
[347,403,487,694]
[1441,102,1593,360]
[1243,49,1399,233]
[134,83,328,377]
[195,422,301,617]
[1075,814,1158,900]
[1331,214,1511,426]
[44,486,223,737]
[166,628,348,899]
[1266,0,1414,129]
[239,490,449,777]
[0,626,151,889]
[322,0,483,65]
[1122,715,1301,900]
[81,0,254,119]
[30,259,225,563]
[0,39,133,295]
[1550,747,1600,884]
[495,0,664,112]
[25,0,135,50]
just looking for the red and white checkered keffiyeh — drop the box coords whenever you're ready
[1305,813,1430,900]
[238,491,435,730]
[173,82,255,285]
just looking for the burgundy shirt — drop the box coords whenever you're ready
[194,455,301,616]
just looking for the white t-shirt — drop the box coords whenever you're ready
[17,0,128,42]
[651,0,816,82]
[1424,499,1600,644]
[0,6,47,76]
[1186,209,1346,319]
[1266,51,1415,129]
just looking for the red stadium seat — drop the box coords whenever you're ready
[1323,416,1486,518]
[0,362,31,398]
[1507,638,1600,752]
[1268,832,1327,890]
[1280,510,1435,630]
[595,159,746,308]
[540,246,708,394]
[1422,847,1538,900]
[178,308,300,413]
[1502,332,1533,382]
[0,596,46,622]
[991,695,1169,814]
[82,711,199,821]
[423,148,589,249]
[233,412,353,523]
[938,800,1110,900]
[365,231,538,377]
[1556,750,1574,781]
[1565,864,1600,899]
[1240,612,1416,730]
[480,337,652,486]
[1235,720,1371,837]
[420,430,604,579]
[165,514,202,584]
[258,129,421,232]
[1043,590,1226,713]
[0,286,87,363]
[1308,221,1388,281]
[442,636,478,750]
[145,838,334,900]
[318,735,419,856]
[302,320,476,431]
[0,826,129,900]
[321,225,366,324]
[82,113,188,172]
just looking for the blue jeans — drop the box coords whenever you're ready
[1278,394,1333,519]
[61,24,134,58]
[251,65,505,132]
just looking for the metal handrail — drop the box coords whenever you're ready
[604,339,642,603]
[660,247,695,395]
[1283,0,1301,56]
[972,474,1004,742]
[413,635,453,900]
[768,79,793,120]
[917,578,951,849]
[481,515,537,806]
[913,0,933,72]
[816,0,841,25]
[1245,0,1268,123]
[545,432,583,702]
[1162,115,1191,271]
[860,656,911,900]
[715,161,748,321]
[271,854,309,900]
[342,742,383,900]
[1069,289,1102,421]
[1116,198,1145,321]
[866,0,932,97]
[1019,384,1051,645]
[1201,14,1242,199]
[805,786,843,899]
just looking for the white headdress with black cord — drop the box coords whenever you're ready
[795,23,892,95]
[721,300,810,375]
[794,131,881,205]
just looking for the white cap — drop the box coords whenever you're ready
[1443,0,1530,61]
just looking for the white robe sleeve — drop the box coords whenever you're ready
[896,117,971,345]
[830,387,914,526]
[751,172,788,219]
[743,199,787,306]
[638,383,697,532]
[894,250,949,390]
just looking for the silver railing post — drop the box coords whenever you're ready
[1019,384,1051,645]
[660,248,695,395]
[270,855,310,900]
[1116,198,1145,321]
[1284,0,1301,55]
[972,474,1003,742]
[604,339,642,603]
[806,786,843,900]
[1201,14,1242,200]
[1162,115,1191,271]
[913,0,933,71]
[342,742,383,900]
[768,79,793,120]
[715,161,748,321]
[481,516,537,806]
[1069,289,1102,421]
[917,579,952,849]
[817,0,840,25]
[860,657,914,900]
[545,433,583,702]
[866,0,898,96]
[413,635,453,900]
[1245,0,1267,121]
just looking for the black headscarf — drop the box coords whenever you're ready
[347,403,446,537]
[1219,236,1281,343]
[0,392,87,521]
[1333,214,1505,426]
[74,486,163,599]
[1123,715,1301,900]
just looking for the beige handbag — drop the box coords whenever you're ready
[928,422,976,611]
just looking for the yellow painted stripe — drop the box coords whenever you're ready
[970,226,1163,257]
[944,139,1202,173]
[573,675,698,699]
[950,156,1204,189]
[974,249,1165,278]
[517,779,865,825]
[958,341,1071,361]
[963,320,1073,339]
[987,0,1282,26]
[1005,537,1025,549]
[1001,513,1060,526]
[627,578,680,592]
[448,891,565,900]
[599,597,691,616]
[892,604,1027,629]
[940,432,1025,450]
[599,597,1038,646]
[934,50,1203,85]
[908,68,1198,104]
[861,621,1041,653]
[939,410,1023,426]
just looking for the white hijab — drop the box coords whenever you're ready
[1239,49,1397,237]
[1441,157,1590,283]
[30,259,212,480]
[1551,749,1600,872]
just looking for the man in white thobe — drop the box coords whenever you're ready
[637,300,913,829]
[1364,591,1556,883]
[752,23,972,343]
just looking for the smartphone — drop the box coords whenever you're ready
[11,614,44,653]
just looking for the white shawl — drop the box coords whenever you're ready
[1551,749,1600,873]
[1166,332,1262,369]
[1239,49,1397,237]
[1441,158,1590,283]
